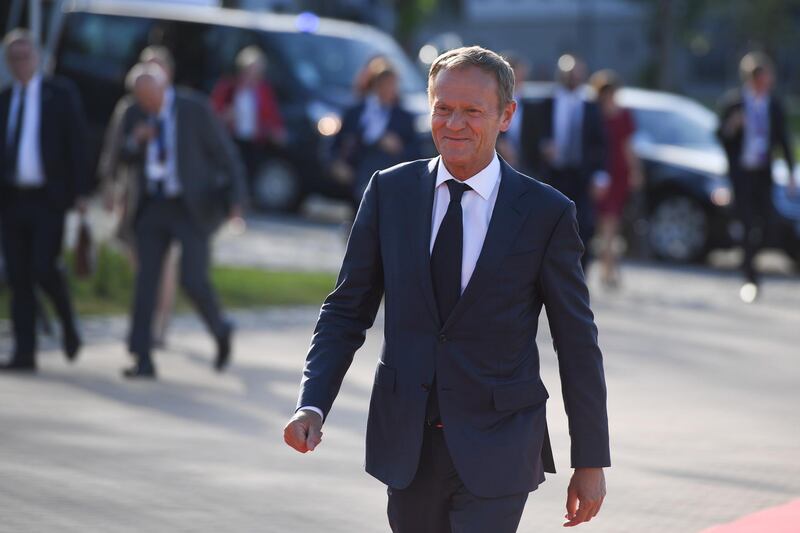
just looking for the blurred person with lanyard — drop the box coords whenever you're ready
[284,46,609,532]
[211,46,286,182]
[0,29,89,372]
[496,52,532,173]
[527,54,608,272]
[116,62,246,378]
[589,70,643,289]
[100,45,182,348]
[718,52,797,302]
[330,56,421,212]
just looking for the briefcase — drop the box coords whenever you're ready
[74,215,93,279]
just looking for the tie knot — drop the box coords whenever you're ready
[446,180,471,203]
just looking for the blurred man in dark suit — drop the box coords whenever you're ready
[0,29,89,371]
[117,63,247,378]
[718,52,797,302]
[526,55,607,271]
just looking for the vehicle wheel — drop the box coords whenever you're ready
[251,158,304,212]
[648,195,709,263]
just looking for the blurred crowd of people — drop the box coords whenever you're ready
[0,24,796,374]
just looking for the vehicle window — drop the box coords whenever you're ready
[265,30,425,95]
[56,12,152,83]
[200,25,293,99]
[632,108,719,149]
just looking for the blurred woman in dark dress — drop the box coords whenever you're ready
[590,70,643,288]
[331,57,421,211]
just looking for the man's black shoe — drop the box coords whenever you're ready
[214,323,233,372]
[122,361,157,379]
[64,330,82,362]
[0,358,37,372]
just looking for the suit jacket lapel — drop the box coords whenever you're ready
[416,157,440,325]
[442,158,530,330]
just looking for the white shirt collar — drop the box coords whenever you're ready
[13,72,41,94]
[556,85,585,101]
[158,86,175,119]
[435,152,501,201]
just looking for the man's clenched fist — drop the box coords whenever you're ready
[283,410,324,453]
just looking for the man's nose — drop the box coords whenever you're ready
[446,110,466,130]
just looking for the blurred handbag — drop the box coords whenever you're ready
[74,215,93,279]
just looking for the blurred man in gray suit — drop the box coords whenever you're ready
[117,63,246,378]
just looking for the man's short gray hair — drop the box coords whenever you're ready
[739,51,773,83]
[3,28,37,58]
[428,46,515,111]
[125,62,168,92]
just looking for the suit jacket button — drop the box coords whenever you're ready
[421,383,430,391]
[438,334,447,342]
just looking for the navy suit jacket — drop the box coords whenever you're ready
[0,76,90,212]
[298,156,610,498]
[524,97,607,185]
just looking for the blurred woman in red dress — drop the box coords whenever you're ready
[590,70,643,288]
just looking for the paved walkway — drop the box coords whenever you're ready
[1,257,799,532]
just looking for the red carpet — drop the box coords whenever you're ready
[700,499,800,533]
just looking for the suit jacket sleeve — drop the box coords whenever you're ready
[197,99,248,208]
[539,202,610,468]
[297,173,385,418]
[773,97,795,170]
[61,80,91,198]
[584,103,608,179]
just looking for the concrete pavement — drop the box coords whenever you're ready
[1,257,799,532]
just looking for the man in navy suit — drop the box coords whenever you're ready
[284,46,609,532]
[525,55,607,271]
[0,29,89,371]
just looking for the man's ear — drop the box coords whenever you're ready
[498,100,517,133]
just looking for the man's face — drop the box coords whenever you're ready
[6,41,39,84]
[375,74,398,105]
[429,66,515,177]
[751,69,774,95]
[133,78,165,114]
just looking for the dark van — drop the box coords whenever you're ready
[50,0,432,211]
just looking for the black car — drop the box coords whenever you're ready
[522,83,800,265]
[49,0,433,211]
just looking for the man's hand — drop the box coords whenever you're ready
[75,196,89,215]
[564,467,606,527]
[132,123,156,144]
[283,410,323,453]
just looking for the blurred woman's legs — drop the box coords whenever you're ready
[598,214,621,288]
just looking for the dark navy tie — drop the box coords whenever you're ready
[431,179,471,323]
[427,179,470,425]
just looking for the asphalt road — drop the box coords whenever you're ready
[1,210,799,532]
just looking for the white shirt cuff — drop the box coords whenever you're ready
[298,406,324,422]
[592,170,611,188]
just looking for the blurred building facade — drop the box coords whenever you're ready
[416,0,650,85]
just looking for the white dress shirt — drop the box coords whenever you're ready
[145,87,182,197]
[430,153,502,293]
[233,86,258,140]
[6,73,45,187]
[741,88,770,170]
[360,94,391,145]
[553,86,584,168]
[300,153,502,422]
